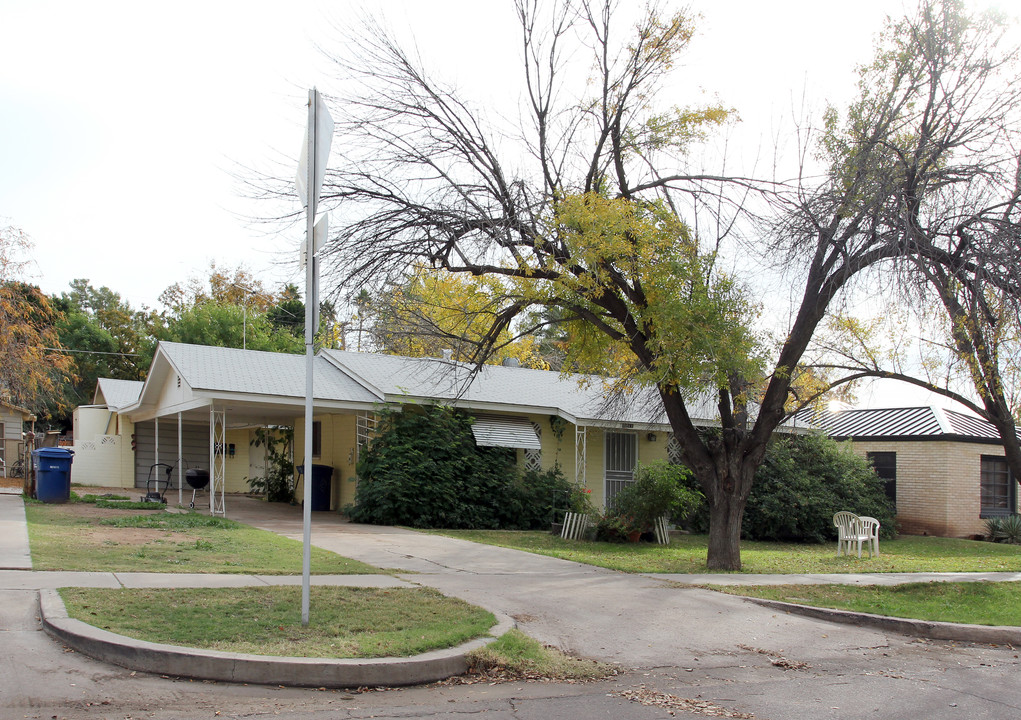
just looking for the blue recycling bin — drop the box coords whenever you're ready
[32,447,75,503]
[296,464,333,511]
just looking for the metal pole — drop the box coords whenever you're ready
[301,88,317,627]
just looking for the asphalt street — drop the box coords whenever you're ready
[3,494,1021,719]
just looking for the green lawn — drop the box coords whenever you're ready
[431,529,1021,574]
[26,503,382,575]
[60,585,494,658]
[713,581,1021,626]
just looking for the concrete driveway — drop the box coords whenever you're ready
[224,499,946,667]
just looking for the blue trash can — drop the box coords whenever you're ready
[296,464,333,511]
[33,447,75,503]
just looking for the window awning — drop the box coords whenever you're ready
[470,414,541,450]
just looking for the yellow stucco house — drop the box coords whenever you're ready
[73,342,713,516]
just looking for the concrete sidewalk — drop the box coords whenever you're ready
[0,494,31,569]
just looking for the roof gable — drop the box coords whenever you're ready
[94,378,144,410]
[157,342,380,403]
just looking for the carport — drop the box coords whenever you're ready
[120,342,382,515]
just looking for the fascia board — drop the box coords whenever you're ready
[382,394,573,422]
[573,418,674,431]
[190,389,382,412]
[130,391,381,423]
[126,397,212,423]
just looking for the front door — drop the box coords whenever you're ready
[604,431,637,508]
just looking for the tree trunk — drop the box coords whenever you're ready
[705,480,749,571]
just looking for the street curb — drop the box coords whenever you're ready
[744,596,1021,645]
[39,589,516,688]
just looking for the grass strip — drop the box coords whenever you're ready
[75,493,131,503]
[712,581,1021,626]
[431,529,1021,574]
[465,629,616,682]
[26,504,382,575]
[60,586,495,658]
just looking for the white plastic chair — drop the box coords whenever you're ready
[858,516,881,557]
[833,511,873,558]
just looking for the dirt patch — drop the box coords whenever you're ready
[0,476,23,490]
[83,526,204,546]
[38,502,203,547]
[44,502,160,521]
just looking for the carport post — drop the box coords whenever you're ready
[177,413,183,506]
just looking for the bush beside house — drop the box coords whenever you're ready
[347,405,589,529]
[683,432,896,543]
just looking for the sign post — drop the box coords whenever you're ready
[296,87,333,626]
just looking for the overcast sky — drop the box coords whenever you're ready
[1,0,1008,408]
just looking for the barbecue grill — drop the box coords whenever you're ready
[185,468,210,509]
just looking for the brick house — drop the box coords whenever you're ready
[812,406,1018,538]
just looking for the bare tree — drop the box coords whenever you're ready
[806,1,1021,482]
[313,0,1017,569]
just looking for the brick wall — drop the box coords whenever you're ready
[846,439,1016,538]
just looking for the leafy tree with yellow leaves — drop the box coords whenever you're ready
[369,268,549,368]
[0,225,75,417]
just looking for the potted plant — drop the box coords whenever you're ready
[603,461,702,542]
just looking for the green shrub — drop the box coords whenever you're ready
[594,512,640,543]
[348,406,517,529]
[597,461,702,543]
[683,432,896,543]
[348,407,595,530]
[507,466,594,530]
[611,461,701,524]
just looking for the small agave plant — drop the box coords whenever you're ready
[985,515,1021,544]
[985,516,1004,542]
[998,514,1021,544]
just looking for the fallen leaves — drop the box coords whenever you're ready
[614,685,756,718]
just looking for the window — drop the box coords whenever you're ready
[667,433,683,466]
[981,455,1015,518]
[312,421,322,457]
[867,451,896,506]
[523,422,542,473]
[356,413,377,463]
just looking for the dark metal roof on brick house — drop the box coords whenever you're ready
[809,405,1014,444]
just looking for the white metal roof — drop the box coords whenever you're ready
[158,342,381,404]
[321,349,716,427]
[810,405,1011,442]
[94,378,144,410]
